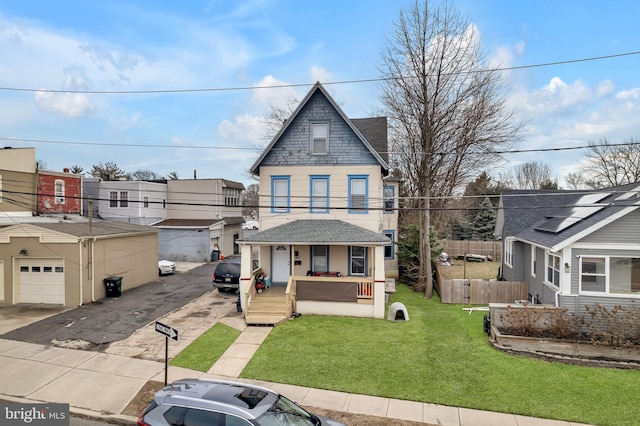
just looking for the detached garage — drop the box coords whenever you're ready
[0,221,158,307]
[17,258,65,304]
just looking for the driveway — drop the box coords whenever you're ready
[0,262,240,360]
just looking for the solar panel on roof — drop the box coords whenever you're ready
[534,192,611,234]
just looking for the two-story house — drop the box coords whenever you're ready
[98,180,168,225]
[37,169,82,215]
[237,82,399,323]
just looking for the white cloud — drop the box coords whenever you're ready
[251,75,299,110]
[34,91,96,117]
[218,113,267,147]
[310,66,332,84]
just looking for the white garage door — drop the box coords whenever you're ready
[18,259,65,304]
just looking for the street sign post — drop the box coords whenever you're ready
[155,321,179,341]
[155,321,179,385]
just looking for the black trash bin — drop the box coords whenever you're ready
[104,276,122,297]
[211,250,220,261]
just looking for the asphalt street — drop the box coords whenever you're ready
[1,262,221,348]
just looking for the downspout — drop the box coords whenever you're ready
[90,237,96,302]
[78,238,84,306]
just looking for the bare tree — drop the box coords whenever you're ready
[501,161,558,189]
[242,183,259,219]
[578,138,640,189]
[167,171,179,180]
[263,96,300,139]
[89,162,128,181]
[131,169,162,181]
[380,0,523,298]
[36,159,47,171]
[564,171,586,190]
[70,165,84,174]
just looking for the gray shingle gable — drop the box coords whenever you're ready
[250,82,389,175]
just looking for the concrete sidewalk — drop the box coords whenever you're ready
[0,328,593,426]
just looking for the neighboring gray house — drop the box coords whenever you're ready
[495,183,640,316]
[98,180,168,225]
[152,217,244,262]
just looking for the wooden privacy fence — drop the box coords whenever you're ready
[437,278,528,305]
[443,240,502,262]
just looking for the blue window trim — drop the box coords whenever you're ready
[309,175,330,213]
[271,175,290,213]
[383,230,395,260]
[348,175,368,214]
[383,185,395,213]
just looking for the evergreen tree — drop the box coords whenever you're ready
[470,197,497,240]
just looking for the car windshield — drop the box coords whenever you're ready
[255,395,318,426]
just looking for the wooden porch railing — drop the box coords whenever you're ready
[291,275,375,303]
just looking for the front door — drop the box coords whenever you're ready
[271,245,290,285]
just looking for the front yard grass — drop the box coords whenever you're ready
[238,285,640,426]
[170,322,240,372]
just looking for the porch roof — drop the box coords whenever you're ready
[237,219,390,246]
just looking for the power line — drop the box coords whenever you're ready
[1,51,639,95]
[3,135,640,156]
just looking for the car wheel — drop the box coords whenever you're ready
[217,288,227,292]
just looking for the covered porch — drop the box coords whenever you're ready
[237,220,390,325]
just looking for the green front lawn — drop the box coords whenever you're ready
[238,285,640,426]
[170,322,241,372]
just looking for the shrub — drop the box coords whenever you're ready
[499,305,581,339]
[584,303,640,348]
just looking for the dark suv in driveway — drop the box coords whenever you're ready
[212,258,241,292]
[137,378,346,426]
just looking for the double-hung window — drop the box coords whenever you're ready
[310,176,329,213]
[119,191,129,208]
[547,253,561,288]
[383,185,394,212]
[383,231,395,260]
[143,196,149,208]
[312,245,328,273]
[54,179,65,204]
[348,175,368,213]
[311,122,328,154]
[350,246,367,275]
[580,257,606,292]
[505,240,513,267]
[271,176,290,213]
[109,191,118,208]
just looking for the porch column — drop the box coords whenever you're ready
[239,244,253,312]
[373,245,386,319]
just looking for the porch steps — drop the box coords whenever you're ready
[244,287,291,326]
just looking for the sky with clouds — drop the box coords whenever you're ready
[1,0,640,188]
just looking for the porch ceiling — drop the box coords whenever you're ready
[238,219,390,246]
